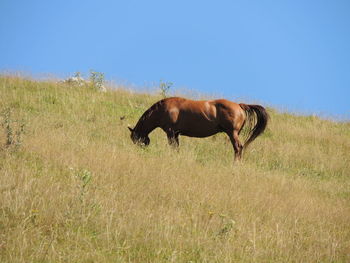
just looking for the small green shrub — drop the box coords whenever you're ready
[89,70,105,90]
[159,81,173,98]
[74,168,93,200]
[1,108,25,149]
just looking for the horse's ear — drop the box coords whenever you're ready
[128,126,134,132]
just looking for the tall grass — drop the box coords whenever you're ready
[0,76,349,262]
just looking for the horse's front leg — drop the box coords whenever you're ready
[166,129,179,148]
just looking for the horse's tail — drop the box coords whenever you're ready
[239,103,269,148]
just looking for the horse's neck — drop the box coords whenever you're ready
[135,111,159,135]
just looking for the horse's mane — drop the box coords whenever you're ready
[135,99,166,131]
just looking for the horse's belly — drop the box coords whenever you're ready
[178,122,220,138]
[180,129,220,138]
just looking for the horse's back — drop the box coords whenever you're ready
[162,97,243,117]
[212,99,242,111]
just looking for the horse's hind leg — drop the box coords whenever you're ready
[227,130,243,162]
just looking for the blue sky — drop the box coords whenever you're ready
[1,0,349,119]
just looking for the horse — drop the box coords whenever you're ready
[128,97,268,162]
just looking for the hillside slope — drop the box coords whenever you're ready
[0,76,349,262]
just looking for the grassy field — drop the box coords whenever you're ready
[0,75,349,262]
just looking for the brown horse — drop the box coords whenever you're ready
[128,97,268,162]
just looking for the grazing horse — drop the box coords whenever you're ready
[128,97,268,162]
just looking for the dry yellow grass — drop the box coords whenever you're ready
[0,76,349,262]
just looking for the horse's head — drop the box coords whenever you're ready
[128,127,150,146]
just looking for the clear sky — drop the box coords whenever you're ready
[1,0,349,119]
